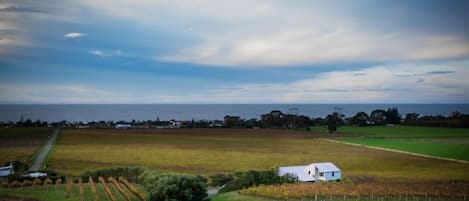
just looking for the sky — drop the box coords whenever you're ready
[1,0,469,104]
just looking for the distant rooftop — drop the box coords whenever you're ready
[308,162,340,172]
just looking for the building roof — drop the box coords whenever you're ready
[309,162,340,172]
[278,165,314,182]
[0,165,13,171]
[23,172,47,178]
[0,165,13,177]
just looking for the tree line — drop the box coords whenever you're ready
[2,108,468,129]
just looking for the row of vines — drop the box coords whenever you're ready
[1,176,147,201]
[240,183,469,201]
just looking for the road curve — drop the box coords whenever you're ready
[29,128,60,171]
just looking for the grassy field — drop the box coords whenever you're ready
[0,128,53,165]
[47,129,469,183]
[337,126,469,138]
[211,192,269,201]
[324,126,469,161]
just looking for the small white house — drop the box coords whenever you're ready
[278,162,341,182]
[0,164,14,177]
[23,171,47,178]
[115,124,132,129]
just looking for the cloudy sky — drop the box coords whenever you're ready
[1,0,469,103]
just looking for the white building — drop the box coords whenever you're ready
[278,162,341,182]
[23,172,47,178]
[0,164,13,177]
[115,124,132,129]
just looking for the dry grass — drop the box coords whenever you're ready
[0,128,52,165]
[240,182,469,200]
[47,129,469,183]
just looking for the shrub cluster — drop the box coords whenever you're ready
[81,166,146,183]
[216,169,297,193]
[139,170,209,201]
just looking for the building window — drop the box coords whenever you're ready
[319,172,324,177]
[308,171,310,175]
[332,172,335,177]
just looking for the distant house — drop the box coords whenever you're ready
[23,171,47,178]
[115,124,132,129]
[0,164,13,177]
[224,115,241,127]
[278,162,341,182]
[77,122,90,129]
[209,120,224,128]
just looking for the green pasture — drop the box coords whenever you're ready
[312,125,469,161]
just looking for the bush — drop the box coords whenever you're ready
[220,169,297,192]
[140,170,209,201]
[81,166,147,183]
[209,174,233,187]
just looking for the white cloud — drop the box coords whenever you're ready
[64,32,86,38]
[1,61,467,104]
[88,49,122,57]
[79,0,469,66]
[0,18,33,54]
[160,29,469,66]
[0,84,153,104]
[89,50,104,56]
[153,61,469,103]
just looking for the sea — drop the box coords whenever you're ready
[0,104,468,122]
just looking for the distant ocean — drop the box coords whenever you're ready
[0,104,468,122]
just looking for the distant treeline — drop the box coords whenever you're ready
[1,108,468,129]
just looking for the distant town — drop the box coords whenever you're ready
[2,108,468,129]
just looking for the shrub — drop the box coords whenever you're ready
[209,174,233,187]
[140,171,208,201]
[81,166,147,183]
[220,169,297,193]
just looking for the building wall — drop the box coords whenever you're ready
[0,168,13,177]
[323,171,341,181]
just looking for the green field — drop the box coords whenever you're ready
[46,128,469,182]
[325,126,469,161]
[211,192,269,201]
[0,128,53,165]
[338,126,469,138]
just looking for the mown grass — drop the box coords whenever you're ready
[211,192,270,201]
[48,129,469,183]
[323,126,469,161]
[339,137,469,161]
[337,126,469,138]
[0,128,53,165]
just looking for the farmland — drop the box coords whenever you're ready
[0,128,53,165]
[240,182,469,200]
[0,177,147,201]
[328,126,469,161]
[46,129,469,183]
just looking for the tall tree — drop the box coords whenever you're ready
[385,107,401,124]
[351,112,369,126]
[370,109,386,125]
[326,112,339,133]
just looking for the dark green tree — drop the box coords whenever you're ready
[385,107,401,124]
[140,171,208,201]
[405,113,420,121]
[326,113,339,133]
[351,112,370,126]
[370,109,386,125]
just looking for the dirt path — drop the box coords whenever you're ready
[29,128,60,171]
[320,138,469,164]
